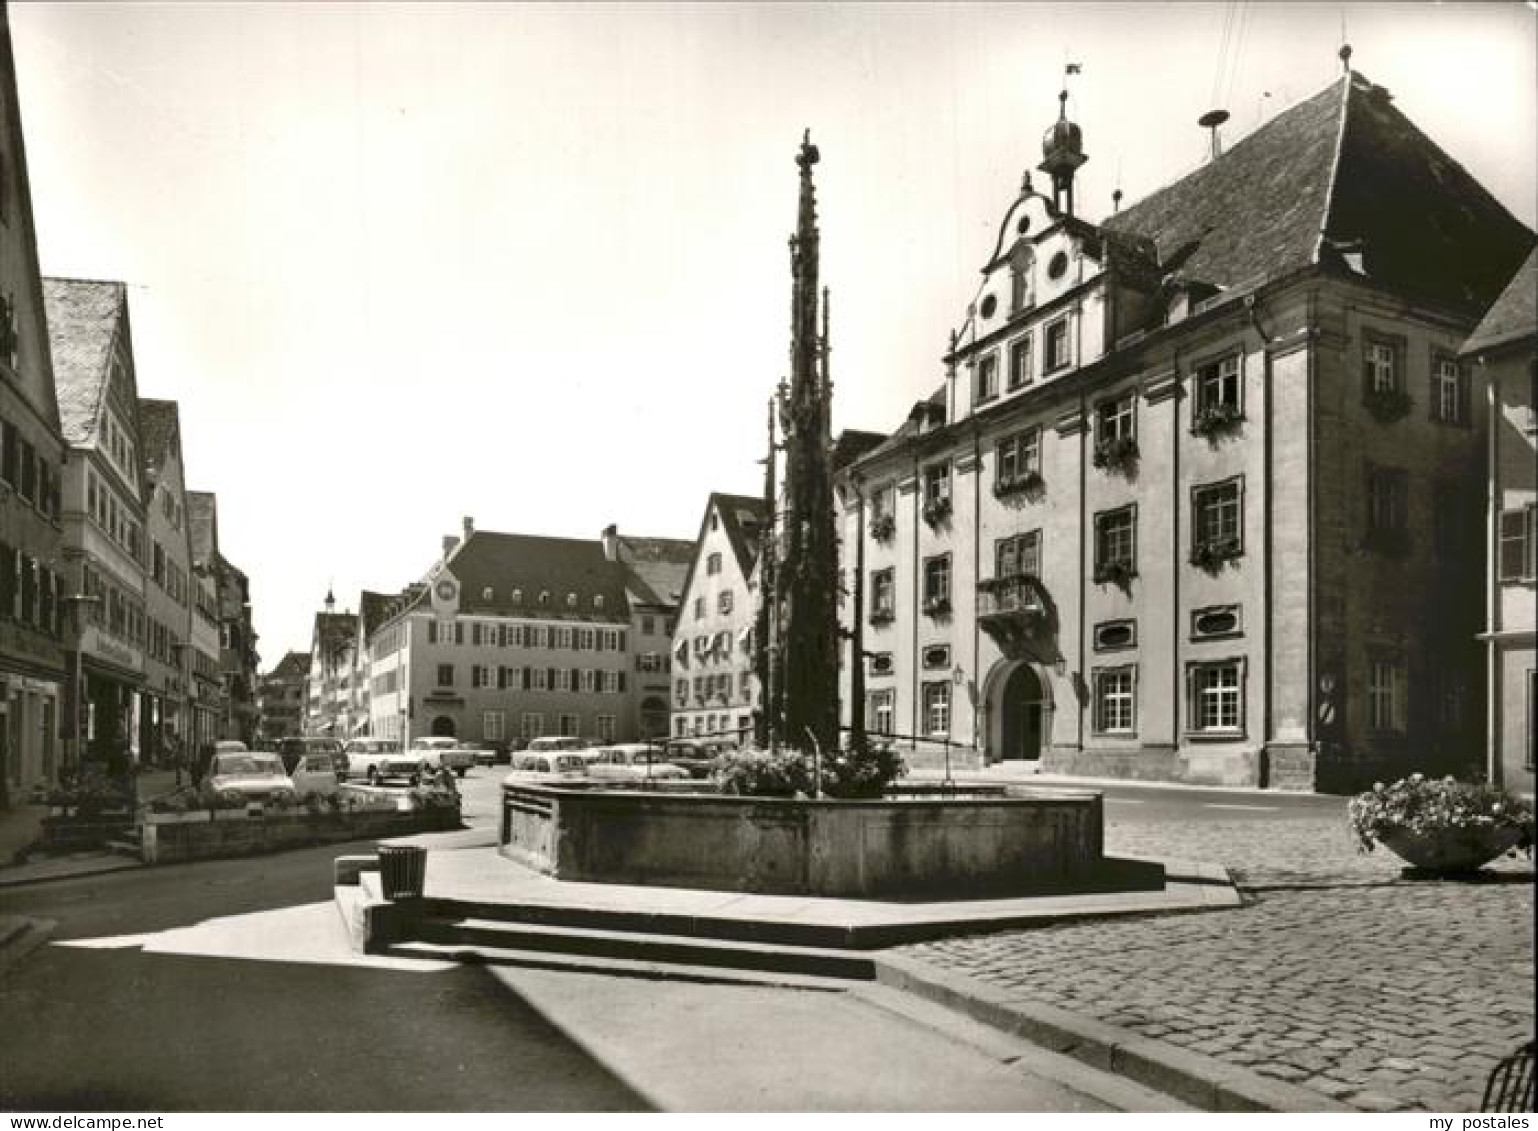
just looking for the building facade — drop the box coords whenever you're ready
[303,596,356,738]
[45,278,150,770]
[670,494,766,740]
[1464,249,1537,794]
[186,491,223,755]
[838,68,1530,791]
[137,398,193,770]
[0,10,68,804]
[256,650,307,743]
[215,554,258,743]
[600,525,692,744]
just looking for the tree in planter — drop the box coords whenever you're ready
[994,470,1045,499]
[1190,539,1241,573]
[869,513,896,541]
[923,596,952,617]
[922,497,952,526]
[1091,436,1139,474]
[1093,559,1136,589]
[1364,388,1414,423]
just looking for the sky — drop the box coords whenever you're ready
[8,1,1536,668]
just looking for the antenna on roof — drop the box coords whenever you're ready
[1338,43,1353,75]
[1199,109,1230,161]
[1112,155,1123,213]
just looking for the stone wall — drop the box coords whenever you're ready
[140,806,459,864]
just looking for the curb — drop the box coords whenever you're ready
[872,952,1355,1113]
[0,856,142,890]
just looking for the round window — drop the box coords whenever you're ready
[980,294,998,319]
[1048,252,1069,280]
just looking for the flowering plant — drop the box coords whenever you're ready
[869,514,896,542]
[1091,435,1139,474]
[1347,774,1534,856]
[1192,401,1244,439]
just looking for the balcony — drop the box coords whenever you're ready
[976,574,1056,659]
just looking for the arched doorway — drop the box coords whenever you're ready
[430,715,457,738]
[991,662,1049,762]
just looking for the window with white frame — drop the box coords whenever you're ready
[530,667,548,691]
[521,712,545,740]
[1193,479,1243,553]
[1093,667,1136,734]
[1188,661,1243,734]
[922,681,951,737]
[1195,353,1241,414]
[1364,335,1400,394]
[923,554,951,609]
[1044,317,1071,372]
[870,483,895,520]
[996,427,1040,487]
[559,713,581,738]
[1095,506,1137,575]
[554,626,573,649]
[1008,336,1033,390]
[595,715,617,743]
[923,461,951,508]
[995,530,1041,579]
[553,668,572,692]
[471,664,490,689]
[1431,354,1467,425]
[1098,393,1135,443]
[1498,506,1537,581]
[1368,657,1407,733]
[868,689,895,736]
[580,669,597,693]
[483,710,505,742]
[974,352,999,404]
[871,569,895,618]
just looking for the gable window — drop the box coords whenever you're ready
[1044,317,1071,373]
[995,530,1041,579]
[974,352,999,405]
[1092,667,1136,735]
[1498,505,1537,582]
[707,552,722,576]
[1188,660,1244,734]
[1430,354,1468,425]
[718,591,734,614]
[922,554,951,613]
[1368,656,1407,733]
[1008,335,1034,390]
[870,569,895,621]
[1195,353,1242,415]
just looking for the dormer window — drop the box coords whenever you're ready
[566,592,577,607]
[482,587,494,601]
[539,591,550,605]
[511,588,522,604]
[594,595,605,609]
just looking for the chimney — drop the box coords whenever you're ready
[1199,109,1230,161]
[601,524,620,562]
[463,515,475,542]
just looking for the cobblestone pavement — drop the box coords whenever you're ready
[898,816,1535,1113]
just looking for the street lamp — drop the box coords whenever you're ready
[61,593,102,773]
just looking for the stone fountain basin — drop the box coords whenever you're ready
[500,781,1162,899]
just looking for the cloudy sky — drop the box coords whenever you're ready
[9,1,1535,666]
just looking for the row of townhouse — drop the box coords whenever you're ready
[0,13,260,805]
[288,518,692,748]
[666,65,1534,795]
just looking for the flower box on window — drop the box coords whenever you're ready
[922,596,952,617]
[1190,538,1242,573]
[1192,402,1244,439]
[1091,435,1139,474]
[1093,559,1136,588]
[993,470,1045,499]
[869,607,895,626]
[869,514,896,542]
[1364,526,1411,558]
[1364,387,1414,424]
[922,498,952,527]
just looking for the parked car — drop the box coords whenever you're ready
[664,738,737,780]
[342,737,403,783]
[276,736,345,775]
[206,751,295,803]
[289,752,342,796]
[213,740,249,755]
[467,742,500,768]
[526,736,589,754]
[504,752,590,783]
[411,737,477,778]
[587,744,690,783]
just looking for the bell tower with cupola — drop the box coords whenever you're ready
[1038,89,1087,217]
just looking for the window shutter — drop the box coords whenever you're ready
[455,622,464,645]
[618,672,627,693]
[618,631,627,652]
[428,621,437,645]
[570,667,580,690]
[547,667,556,688]
[596,631,605,652]
[521,668,531,691]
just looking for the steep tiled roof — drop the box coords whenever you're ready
[712,493,768,580]
[1462,248,1537,357]
[187,490,218,566]
[832,429,887,471]
[449,531,632,620]
[1104,73,1531,311]
[267,651,309,681]
[358,590,396,637]
[617,535,695,608]
[137,398,179,483]
[313,611,357,655]
[42,278,124,445]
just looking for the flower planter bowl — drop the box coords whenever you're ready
[1378,826,1525,874]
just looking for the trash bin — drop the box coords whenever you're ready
[376,844,428,900]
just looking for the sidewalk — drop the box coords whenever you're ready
[0,768,183,887]
[892,812,1534,1113]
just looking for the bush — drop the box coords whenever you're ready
[821,741,908,799]
[406,784,461,812]
[1347,774,1535,855]
[713,747,814,798]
